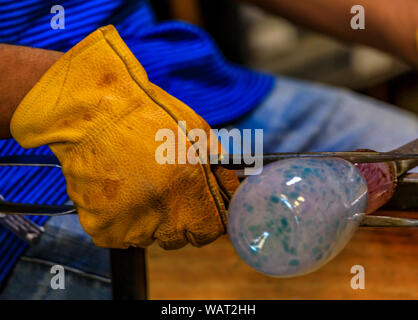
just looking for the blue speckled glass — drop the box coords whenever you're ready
[228,158,368,277]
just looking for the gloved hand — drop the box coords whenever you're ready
[11,25,239,249]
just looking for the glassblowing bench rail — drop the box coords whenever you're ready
[0,153,417,299]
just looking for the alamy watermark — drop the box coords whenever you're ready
[350,264,365,289]
[155,121,264,175]
[351,5,365,30]
[50,5,65,30]
[50,264,65,290]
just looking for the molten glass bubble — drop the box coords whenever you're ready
[228,158,368,277]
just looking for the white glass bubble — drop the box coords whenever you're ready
[228,158,368,277]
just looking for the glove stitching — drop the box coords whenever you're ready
[99,27,228,233]
[58,27,227,241]
[16,26,227,238]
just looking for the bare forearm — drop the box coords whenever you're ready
[0,44,62,139]
[241,0,418,66]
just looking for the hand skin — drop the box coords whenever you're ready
[0,0,417,137]
[0,44,62,139]
[241,0,418,67]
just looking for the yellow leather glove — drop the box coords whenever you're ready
[11,25,239,250]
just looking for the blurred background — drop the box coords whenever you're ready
[150,0,418,115]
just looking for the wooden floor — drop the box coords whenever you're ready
[147,211,418,300]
